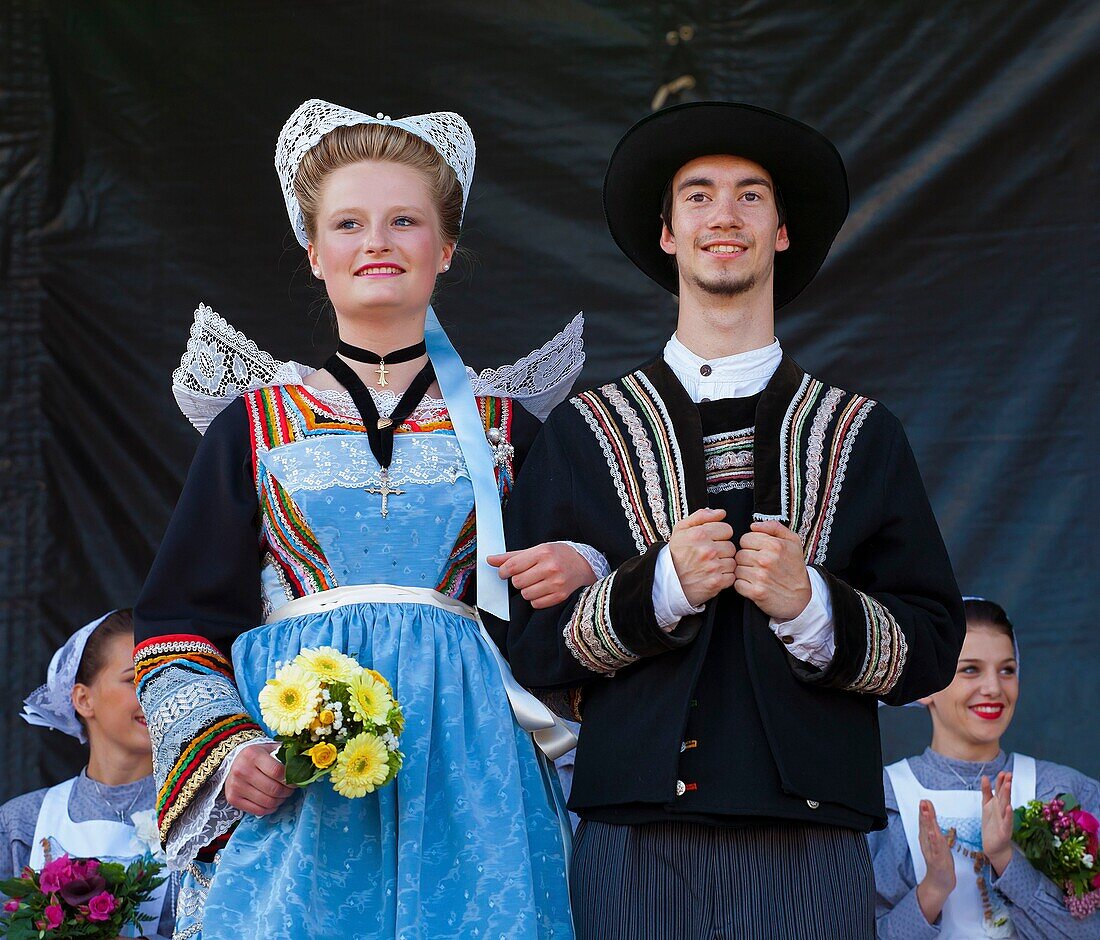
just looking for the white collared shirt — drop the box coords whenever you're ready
[652,333,836,668]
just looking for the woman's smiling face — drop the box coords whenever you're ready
[307,160,454,322]
[924,624,1019,756]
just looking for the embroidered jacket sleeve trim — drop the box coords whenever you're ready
[562,543,701,674]
[134,635,265,844]
[793,568,909,695]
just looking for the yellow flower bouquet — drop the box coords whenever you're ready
[257,646,405,798]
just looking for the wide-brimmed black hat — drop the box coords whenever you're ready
[603,101,849,307]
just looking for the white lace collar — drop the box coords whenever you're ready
[172,304,586,433]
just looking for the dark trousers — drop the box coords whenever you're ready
[571,818,874,940]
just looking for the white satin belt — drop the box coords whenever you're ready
[266,585,577,760]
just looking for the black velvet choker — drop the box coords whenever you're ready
[323,353,437,518]
[336,339,427,388]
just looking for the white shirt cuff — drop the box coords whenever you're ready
[653,545,705,630]
[769,567,835,667]
[556,541,611,581]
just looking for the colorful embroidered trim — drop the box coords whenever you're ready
[779,378,877,566]
[569,372,689,553]
[134,636,265,842]
[851,591,908,695]
[562,572,639,674]
[572,393,651,553]
[156,714,264,841]
[807,396,875,564]
[626,372,690,528]
[703,428,754,493]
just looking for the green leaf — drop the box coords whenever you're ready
[284,751,317,786]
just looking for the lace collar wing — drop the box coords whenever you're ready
[468,312,585,421]
[172,305,585,433]
[172,303,312,433]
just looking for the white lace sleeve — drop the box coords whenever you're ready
[164,738,274,871]
[468,313,585,420]
[172,303,312,434]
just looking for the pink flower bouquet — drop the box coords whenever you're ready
[1013,794,1100,920]
[0,853,164,938]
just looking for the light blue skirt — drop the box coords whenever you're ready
[190,600,572,939]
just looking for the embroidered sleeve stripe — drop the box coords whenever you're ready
[135,634,223,660]
[795,387,844,549]
[849,591,908,695]
[134,637,233,682]
[806,396,876,564]
[136,655,236,692]
[573,391,658,549]
[784,378,824,532]
[627,372,690,524]
[608,380,673,539]
[563,574,640,673]
[157,714,265,840]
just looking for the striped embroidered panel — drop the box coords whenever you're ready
[243,386,516,605]
[563,572,639,674]
[850,590,908,695]
[703,428,754,493]
[134,635,265,842]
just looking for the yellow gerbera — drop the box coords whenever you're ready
[331,733,390,797]
[258,664,322,736]
[364,668,393,694]
[306,742,338,770]
[347,673,393,726]
[294,646,361,684]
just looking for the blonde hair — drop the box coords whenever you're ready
[293,124,463,246]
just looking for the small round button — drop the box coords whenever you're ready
[806,799,820,809]
[700,364,713,376]
[781,635,794,644]
[676,780,687,797]
[700,396,711,402]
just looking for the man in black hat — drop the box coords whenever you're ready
[497,102,965,938]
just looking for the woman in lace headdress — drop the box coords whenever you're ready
[132,101,591,938]
[2,610,175,938]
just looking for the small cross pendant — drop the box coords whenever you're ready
[365,467,405,517]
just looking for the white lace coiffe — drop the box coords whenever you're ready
[22,611,116,743]
[276,99,477,248]
[172,303,585,432]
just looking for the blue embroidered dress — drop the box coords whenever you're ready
[135,383,572,939]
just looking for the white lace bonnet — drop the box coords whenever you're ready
[22,611,117,743]
[276,99,477,248]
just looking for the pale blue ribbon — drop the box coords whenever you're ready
[424,306,509,619]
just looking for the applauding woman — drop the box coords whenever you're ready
[870,598,1100,938]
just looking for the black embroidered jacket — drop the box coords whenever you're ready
[505,355,965,828]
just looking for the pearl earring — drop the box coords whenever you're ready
[442,264,450,271]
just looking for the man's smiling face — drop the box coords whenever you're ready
[659,154,789,300]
